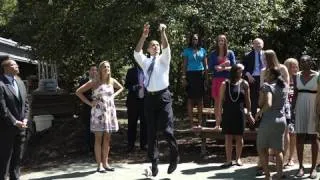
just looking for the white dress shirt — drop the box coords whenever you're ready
[134,47,171,92]
[252,51,264,76]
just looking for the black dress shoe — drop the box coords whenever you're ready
[167,156,179,174]
[104,167,115,171]
[152,163,158,176]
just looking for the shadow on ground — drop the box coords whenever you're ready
[28,170,96,180]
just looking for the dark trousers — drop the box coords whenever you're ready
[0,127,27,180]
[80,105,94,152]
[145,90,179,163]
[249,76,260,116]
[126,95,147,148]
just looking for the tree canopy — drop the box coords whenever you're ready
[1,0,319,111]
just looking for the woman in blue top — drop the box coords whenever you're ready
[182,34,208,127]
[209,34,236,129]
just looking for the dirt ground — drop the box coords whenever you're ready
[22,116,317,172]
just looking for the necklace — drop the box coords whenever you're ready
[228,80,241,102]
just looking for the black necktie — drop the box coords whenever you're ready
[146,56,156,88]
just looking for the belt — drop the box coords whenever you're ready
[298,89,317,93]
[146,88,168,96]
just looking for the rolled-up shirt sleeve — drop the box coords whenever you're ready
[134,50,147,69]
[159,47,171,66]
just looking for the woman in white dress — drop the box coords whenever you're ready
[293,55,318,179]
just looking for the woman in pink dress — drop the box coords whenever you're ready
[208,34,236,129]
[76,61,124,173]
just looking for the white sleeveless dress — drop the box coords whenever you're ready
[295,72,319,134]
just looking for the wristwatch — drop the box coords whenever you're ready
[13,120,18,126]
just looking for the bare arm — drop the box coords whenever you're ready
[316,83,320,116]
[160,24,168,49]
[243,80,252,112]
[243,80,255,125]
[76,80,95,107]
[135,24,149,52]
[204,56,209,81]
[261,92,272,112]
[256,90,272,120]
[112,78,124,98]
[280,64,290,85]
[292,75,298,111]
[182,57,188,76]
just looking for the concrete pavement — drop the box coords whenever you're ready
[21,162,319,180]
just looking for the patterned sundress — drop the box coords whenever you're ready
[90,84,119,133]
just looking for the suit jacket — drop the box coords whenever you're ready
[0,75,29,130]
[125,67,144,99]
[243,50,256,76]
[78,77,92,101]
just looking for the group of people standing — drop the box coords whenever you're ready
[74,23,320,179]
[187,33,320,179]
[76,23,179,177]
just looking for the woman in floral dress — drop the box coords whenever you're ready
[76,61,124,172]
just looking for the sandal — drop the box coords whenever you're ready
[235,160,243,166]
[284,159,294,166]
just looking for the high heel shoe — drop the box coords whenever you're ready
[309,169,317,179]
[295,167,304,177]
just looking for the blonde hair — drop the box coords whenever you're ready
[264,49,280,69]
[96,61,112,85]
[284,58,299,75]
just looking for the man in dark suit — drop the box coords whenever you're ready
[0,55,29,180]
[243,38,265,118]
[124,62,147,152]
[78,64,97,153]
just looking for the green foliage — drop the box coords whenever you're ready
[1,0,315,114]
[0,0,17,26]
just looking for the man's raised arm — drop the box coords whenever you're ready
[159,24,168,49]
[135,23,150,52]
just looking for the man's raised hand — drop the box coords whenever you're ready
[143,23,150,38]
[159,24,167,32]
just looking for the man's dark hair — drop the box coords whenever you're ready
[89,63,96,68]
[0,55,10,74]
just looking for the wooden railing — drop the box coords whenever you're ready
[192,107,257,155]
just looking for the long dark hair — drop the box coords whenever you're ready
[229,64,244,84]
[268,68,285,88]
[215,34,228,57]
[264,49,280,69]
[188,33,202,49]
